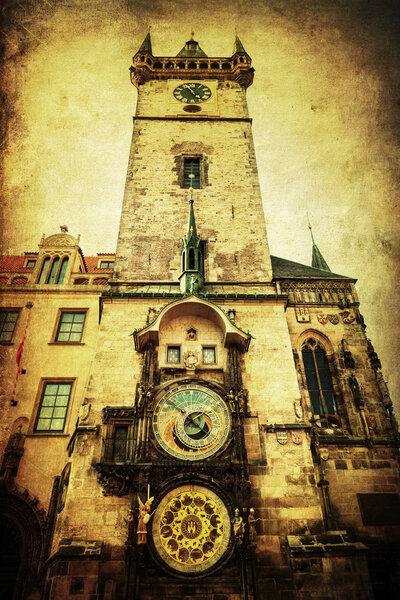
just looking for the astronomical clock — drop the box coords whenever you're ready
[149,383,234,575]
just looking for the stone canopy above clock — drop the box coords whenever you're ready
[130,32,254,88]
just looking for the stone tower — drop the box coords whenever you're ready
[1,32,399,600]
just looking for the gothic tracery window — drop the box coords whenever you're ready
[301,338,337,417]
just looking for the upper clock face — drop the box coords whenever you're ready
[153,384,230,461]
[173,83,212,104]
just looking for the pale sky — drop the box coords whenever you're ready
[1,0,399,415]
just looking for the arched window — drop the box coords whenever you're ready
[188,248,195,270]
[47,257,60,284]
[58,257,69,284]
[302,338,337,416]
[38,257,50,283]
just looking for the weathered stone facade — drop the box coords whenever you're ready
[0,33,399,600]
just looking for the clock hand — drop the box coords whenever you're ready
[167,399,186,414]
[183,84,201,99]
[185,412,209,436]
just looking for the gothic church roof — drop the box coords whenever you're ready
[271,255,354,281]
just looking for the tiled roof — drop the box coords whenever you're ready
[271,255,354,281]
[84,257,114,273]
[0,256,28,272]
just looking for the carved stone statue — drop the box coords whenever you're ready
[137,495,154,544]
[232,508,245,543]
[349,374,363,407]
[145,386,153,404]
[136,384,145,410]
[236,389,246,415]
[248,508,260,543]
[227,388,236,413]
[183,350,198,370]
[124,509,135,542]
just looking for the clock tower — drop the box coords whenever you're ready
[44,31,399,600]
[114,32,272,284]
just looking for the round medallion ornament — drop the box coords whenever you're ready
[152,486,231,574]
[153,384,231,461]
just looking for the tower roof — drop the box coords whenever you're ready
[186,194,199,244]
[308,223,331,272]
[138,31,152,54]
[176,33,208,58]
[233,34,246,54]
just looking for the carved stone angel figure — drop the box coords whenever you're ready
[137,495,154,544]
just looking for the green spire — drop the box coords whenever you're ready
[187,191,198,243]
[179,192,204,294]
[176,32,208,58]
[138,30,152,54]
[308,220,331,272]
[233,34,246,54]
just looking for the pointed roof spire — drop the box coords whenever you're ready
[138,29,152,54]
[186,190,199,243]
[308,219,331,272]
[233,32,246,54]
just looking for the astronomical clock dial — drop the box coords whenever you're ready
[152,485,231,574]
[152,384,230,461]
[173,83,212,103]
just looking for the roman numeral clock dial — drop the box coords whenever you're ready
[173,83,212,104]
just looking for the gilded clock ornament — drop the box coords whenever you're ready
[152,486,231,574]
[173,83,212,104]
[152,384,231,460]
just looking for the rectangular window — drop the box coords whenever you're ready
[26,260,36,268]
[0,311,19,342]
[35,382,72,431]
[167,346,181,363]
[99,261,114,269]
[113,426,128,462]
[183,158,200,188]
[203,346,216,364]
[55,312,86,343]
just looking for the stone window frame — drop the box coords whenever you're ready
[51,309,88,345]
[295,330,345,428]
[0,308,21,344]
[202,345,217,365]
[176,153,209,189]
[101,409,136,464]
[32,378,75,434]
[166,345,181,364]
[37,254,70,285]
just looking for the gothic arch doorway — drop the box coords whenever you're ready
[0,490,44,600]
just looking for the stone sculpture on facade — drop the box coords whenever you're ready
[124,508,135,542]
[232,508,245,544]
[137,495,154,544]
[248,508,260,544]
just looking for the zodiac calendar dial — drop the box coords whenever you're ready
[152,384,231,461]
[152,486,231,574]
